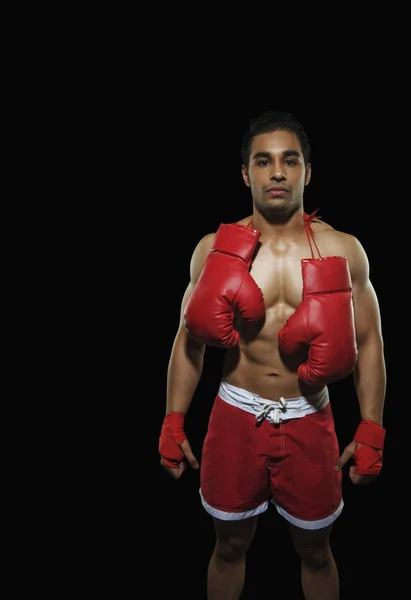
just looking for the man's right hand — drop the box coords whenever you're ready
[159,412,199,480]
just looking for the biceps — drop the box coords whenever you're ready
[353,281,383,344]
[178,282,195,325]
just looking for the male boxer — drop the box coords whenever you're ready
[159,110,386,600]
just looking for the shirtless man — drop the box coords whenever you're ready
[159,110,386,600]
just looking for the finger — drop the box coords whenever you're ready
[160,458,187,479]
[349,466,378,485]
[335,445,355,471]
[349,465,362,485]
[180,439,199,469]
[172,462,187,479]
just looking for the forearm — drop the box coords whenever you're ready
[353,338,386,426]
[166,329,206,415]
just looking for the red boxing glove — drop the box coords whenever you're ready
[183,223,265,348]
[278,256,358,385]
[159,412,186,468]
[353,419,386,475]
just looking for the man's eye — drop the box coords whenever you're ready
[285,160,297,166]
[257,160,269,166]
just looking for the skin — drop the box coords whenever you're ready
[161,129,386,600]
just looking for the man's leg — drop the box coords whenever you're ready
[207,515,258,600]
[289,523,339,600]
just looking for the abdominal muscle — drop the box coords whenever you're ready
[222,297,325,401]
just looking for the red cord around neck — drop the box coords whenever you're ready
[304,209,322,259]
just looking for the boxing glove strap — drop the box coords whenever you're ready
[354,419,386,449]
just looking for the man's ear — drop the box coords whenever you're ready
[305,163,312,186]
[241,164,250,187]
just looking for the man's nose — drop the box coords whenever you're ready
[269,163,286,180]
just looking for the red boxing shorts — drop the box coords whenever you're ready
[199,379,343,530]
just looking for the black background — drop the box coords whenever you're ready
[105,33,411,594]
[25,16,409,599]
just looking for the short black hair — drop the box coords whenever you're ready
[241,110,311,167]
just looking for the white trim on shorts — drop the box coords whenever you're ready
[200,489,344,529]
[199,489,269,520]
[272,498,344,530]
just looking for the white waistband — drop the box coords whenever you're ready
[218,379,329,425]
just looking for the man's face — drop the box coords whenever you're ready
[242,129,311,215]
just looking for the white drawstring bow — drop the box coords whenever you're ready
[255,397,287,425]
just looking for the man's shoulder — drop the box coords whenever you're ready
[311,216,334,232]
[198,216,253,243]
[312,219,362,258]
[312,217,355,239]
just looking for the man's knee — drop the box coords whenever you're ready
[290,523,333,569]
[213,516,258,562]
[297,544,332,569]
[215,534,251,562]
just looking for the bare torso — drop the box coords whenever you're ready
[221,215,352,401]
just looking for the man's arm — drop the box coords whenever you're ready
[335,234,386,483]
[165,286,207,416]
[166,232,215,414]
[349,236,386,426]
[159,233,215,478]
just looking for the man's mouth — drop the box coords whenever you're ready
[267,187,288,196]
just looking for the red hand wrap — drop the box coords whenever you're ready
[353,419,386,475]
[159,412,186,468]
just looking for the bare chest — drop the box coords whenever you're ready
[249,239,312,310]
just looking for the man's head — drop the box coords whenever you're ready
[241,111,312,219]
[241,110,311,168]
